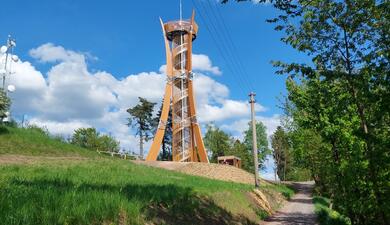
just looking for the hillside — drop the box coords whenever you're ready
[0,125,293,225]
[136,161,271,185]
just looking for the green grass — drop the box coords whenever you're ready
[0,125,97,157]
[313,196,351,225]
[263,183,295,200]
[0,160,258,224]
[0,125,294,224]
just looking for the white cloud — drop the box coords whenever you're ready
[28,118,90,137]
[158,54,221,76]
[8,43,277,161]
[29,43,87,64]
[192,54,221,75]
[221,114,281,140]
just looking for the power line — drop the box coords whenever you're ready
[208,0,255,91]
[196,0,250,92]
[191,0,248,95]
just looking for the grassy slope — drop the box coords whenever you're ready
[0,126,292,225]
[0,126,96,157]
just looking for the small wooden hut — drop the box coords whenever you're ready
[217,156,241,168]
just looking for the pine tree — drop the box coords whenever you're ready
[126,97,156,159]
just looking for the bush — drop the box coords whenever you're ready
[71,127,120,152]
[313,196,351,225]
[25,124,49,136]
[286,167,312,181]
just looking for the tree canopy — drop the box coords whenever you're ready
[71,127,120,153]
[126,97,156,159]
[223,0,389,224]
[0,89,10,121]
[204,121,270,173]
[243,121,270,169]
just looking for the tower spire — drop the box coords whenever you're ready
[180,0,182,21]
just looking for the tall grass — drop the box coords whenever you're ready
[0,160,257,225]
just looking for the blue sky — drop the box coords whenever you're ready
[1,0,310,179]
[2,0,309,114]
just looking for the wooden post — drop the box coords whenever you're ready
[249,92,260,188]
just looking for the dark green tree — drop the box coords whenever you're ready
[71,128,100,150]
[0,89,10,122]
[203,124,232,163]
[223,1,389,223]
[243,121,270,170]
[99,134,120,153]
[228,139,254,173]
[154,100,172,161]
[271,126,290,181]
[126,97,156,159]
[71,128,119,153]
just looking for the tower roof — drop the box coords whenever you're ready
[164,20,198,41]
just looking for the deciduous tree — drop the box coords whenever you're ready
[243,121,270,170]
[0,90,10,121]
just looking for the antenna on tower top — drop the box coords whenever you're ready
[180,0,183,21]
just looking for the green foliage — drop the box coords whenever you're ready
[265,0,389,224]
[263,183,295,200]
[154,100,172,161]
[99,134,120,153]
[203,124,264,173]
[284,167,312,182]
[0,89,10,121]
[313,196,351,225]
[229,140,254,173]
[244,121,271,169]
[25,124,49,136]
[271,126,290,181]
[222,1,389,223]
[71,127,120,152]
[127,97,156,158]
[204,124,232,162]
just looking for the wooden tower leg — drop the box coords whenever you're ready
[146,84,172,161]
[186,10,209,163]
[146,18,173,161]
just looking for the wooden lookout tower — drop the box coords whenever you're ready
[146,10,209,163]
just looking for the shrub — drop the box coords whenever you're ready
[71,127,120,152]
[313,196,351,225]
[25,124,49,136]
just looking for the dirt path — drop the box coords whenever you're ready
[263,181,317,225]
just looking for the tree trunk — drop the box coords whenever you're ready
[139,131,144,159]
[342,28,386,224]
[162,138,166,160]
[283,158,286,181]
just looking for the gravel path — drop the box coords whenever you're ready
[263,181,317,225]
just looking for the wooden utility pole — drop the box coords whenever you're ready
[249,92,260,187]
